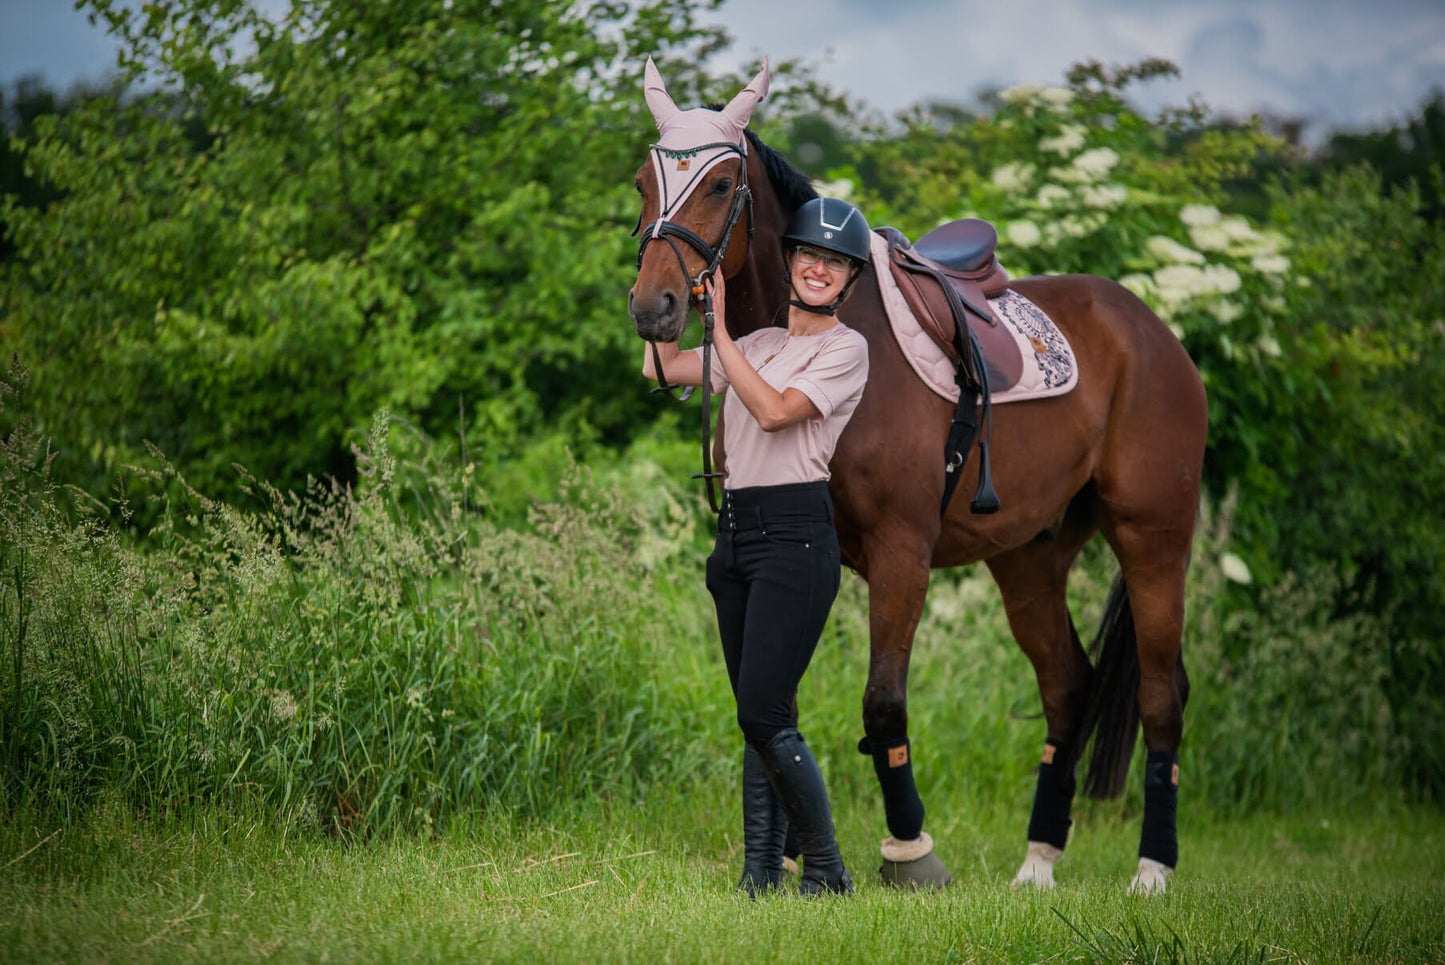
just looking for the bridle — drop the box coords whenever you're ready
[635,137,754,513]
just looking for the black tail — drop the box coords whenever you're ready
[1077,575,1140,799]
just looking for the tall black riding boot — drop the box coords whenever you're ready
[738,743,787,896]
[755,729,854,896]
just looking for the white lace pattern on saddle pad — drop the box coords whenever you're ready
[868,230,1079,405]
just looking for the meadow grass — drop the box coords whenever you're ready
[3,407,1442,961]
[1,790,1441,963]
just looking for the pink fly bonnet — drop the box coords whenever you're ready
[642,57,770,232]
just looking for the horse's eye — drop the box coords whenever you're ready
[713,178,733,195]
[634,181,643,195]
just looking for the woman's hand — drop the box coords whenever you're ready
[702,274,732,347]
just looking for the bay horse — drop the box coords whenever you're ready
[627,60,1206,893]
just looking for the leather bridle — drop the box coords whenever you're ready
[635,138,754,513]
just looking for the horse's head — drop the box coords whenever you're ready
[628,57,769,343]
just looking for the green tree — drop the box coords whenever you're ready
[1,0,726,505]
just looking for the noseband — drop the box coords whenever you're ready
[636,138,754,512]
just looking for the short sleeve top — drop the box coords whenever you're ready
[689,324,869,489]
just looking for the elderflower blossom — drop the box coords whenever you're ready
[1119,274,1155,299]
[1082,183,1127,209]
[1039,86,1075,108]
[1039,124,1087,155]
[1036,184,1072,209]
[1070,147,1119,180]
[1201,264,1242,294]
[1001,83,1045,105]
[1006,219,1043,247]
[1146,236,1206,265]
[814,177,854,201]
[1252,253,1291,275]
[1256,334,1283,357]
[1153,264,1210,305]
[991,161,1036,193]
[1189,223,1233,252]
[1180,204,1222,227]
[1210,299,1244,324]
[1220,553,1253,584]
[1220,216,1259,243]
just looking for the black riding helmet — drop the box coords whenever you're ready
[781,197,871,315]
[782,197,871,263]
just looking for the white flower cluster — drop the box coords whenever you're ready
[1180,204,1292,279]
[1000,84,1075,112]
[814,177,855,202]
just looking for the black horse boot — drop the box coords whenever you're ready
[755,729,854,896]
[738,743,787,896]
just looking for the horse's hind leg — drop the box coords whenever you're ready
[1107,524,1193,894]
[985,528,1095,890]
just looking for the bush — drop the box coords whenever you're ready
[1,398,721,836]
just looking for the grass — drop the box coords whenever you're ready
[3,406,1442,961]
[2,787,1442,963]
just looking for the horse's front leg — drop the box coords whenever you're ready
[860,540,951,889]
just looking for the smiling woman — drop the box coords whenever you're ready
[633,57,875,898]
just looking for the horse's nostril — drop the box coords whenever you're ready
[662,292,677,319]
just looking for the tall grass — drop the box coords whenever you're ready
[0,365,1423,840]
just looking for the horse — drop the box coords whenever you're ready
[627,59,1207,894]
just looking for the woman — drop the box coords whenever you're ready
[642,197,872,896]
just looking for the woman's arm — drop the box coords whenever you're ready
[706,276,821,432]
[640,337,705,386]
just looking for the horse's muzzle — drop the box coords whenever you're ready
[628,286,688,343]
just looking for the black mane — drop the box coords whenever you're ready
[744,129,818,215]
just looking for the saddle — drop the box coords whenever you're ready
[879,219,1022,391]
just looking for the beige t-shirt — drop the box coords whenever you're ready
[690,324,869,489]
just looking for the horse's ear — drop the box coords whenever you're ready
[644,56,681,130]
[720,57,770,130]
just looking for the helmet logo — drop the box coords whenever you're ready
[824,231,834,239]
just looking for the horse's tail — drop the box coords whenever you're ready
[1077,574,1140,799]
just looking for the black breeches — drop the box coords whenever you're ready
[706,482,841,748]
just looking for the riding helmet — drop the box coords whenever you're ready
[782,197,871,265]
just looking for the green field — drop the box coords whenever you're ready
[3,794,1441,963]
[3,416,1442,962]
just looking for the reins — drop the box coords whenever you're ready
[636,138,754,513]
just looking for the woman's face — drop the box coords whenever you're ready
[789,245,853,307]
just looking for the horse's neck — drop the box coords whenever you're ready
[728,255,785,337]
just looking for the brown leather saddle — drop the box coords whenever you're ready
[878,219,1022,392]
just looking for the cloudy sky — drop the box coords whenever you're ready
[710,0,1445,139]
[3,0,1442,141]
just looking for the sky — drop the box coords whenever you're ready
[708,0,1445,140]
[2,0,1442,142]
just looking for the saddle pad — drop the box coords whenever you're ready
[868,230,1079,405]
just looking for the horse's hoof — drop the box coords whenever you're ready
[1128,857,1172,895]
[1011,840,1063,890]
[879,832,951,890]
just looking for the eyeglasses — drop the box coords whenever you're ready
[793,245,852,272]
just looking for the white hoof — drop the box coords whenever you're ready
[1128,857,1172,894]
[1012,841,1063,890]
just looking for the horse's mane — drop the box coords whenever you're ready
[744,129,819,215]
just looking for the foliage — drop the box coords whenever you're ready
[0,369,1420,833]
[1,386,718,836]
[1,0,730,507]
